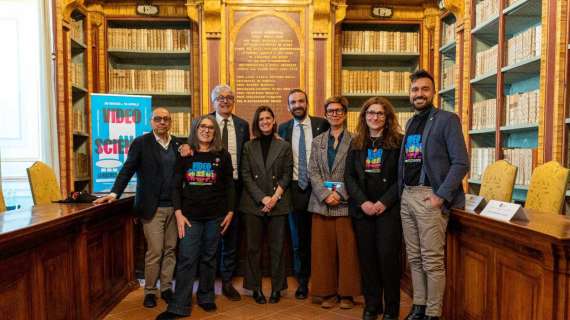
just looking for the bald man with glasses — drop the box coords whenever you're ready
[95,107,185,309]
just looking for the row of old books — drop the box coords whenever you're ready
[74,152,89,179]
[70,18,84,44]
[72,109,87,133]
[341,70,411,95]
[441,21,456,46]
[475,0,499,27]
[471,98,497,130]
[346,111,414,133]
[170,111,191,138]
[470,147,496,180]
[342,30,419,53]
[347,111,359,132]
[70,63,85,88]
[109,68,191,93]
[503,148,537,186]
[475,45,498,77]
[505,90,539,126]
[506,25,541,66]
[108,28,190,51]
[441,59,456,90]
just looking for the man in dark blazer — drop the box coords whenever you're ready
[277,89,329,299]
[398,70,468,320]
[94,107,183,308]
[209,84,250,301]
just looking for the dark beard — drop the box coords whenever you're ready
[292,109,307,120]
[413,101,434,112]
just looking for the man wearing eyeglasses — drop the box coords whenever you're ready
[278,89,329,300]
[95,107,183,309]
[209,84,250,301]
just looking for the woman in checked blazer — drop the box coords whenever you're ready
[307,96,361,310]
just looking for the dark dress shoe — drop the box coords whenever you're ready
[405,305,426,320]
[295,285,308,299]
[155,311,182,320]
[253,289,267,304]
[383,314,399,320]
[222,282,242,301]
[143,294,157,308]
[198,302,217,312]
[423,317,439,320]
[362,306,379,320]
[269,291,281,304]
[161,289,173,303]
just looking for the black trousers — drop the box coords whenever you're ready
[288,183,312,286]
[352,209,402,315]
[218,180,242,283]
[244,214,288,291]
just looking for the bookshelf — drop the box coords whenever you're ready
[439,12,457,113]
[106,19,192,138]
[338,22,421,132]
[69,10,91,192]
[467,0,542,202]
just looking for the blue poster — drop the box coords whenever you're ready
[91,93,152,193]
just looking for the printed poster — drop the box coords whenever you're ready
[91,93,152,193]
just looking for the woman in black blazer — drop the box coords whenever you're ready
[344,97,404,320]
[240,106,293,305]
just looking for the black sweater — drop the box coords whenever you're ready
[172,149,235,220]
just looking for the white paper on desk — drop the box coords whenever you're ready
[464,194,484,213]
[480,200,529,222]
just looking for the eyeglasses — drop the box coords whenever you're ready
[215,95,235,102]
[198,124,215,132]
[152,116,171,123]
[326,109,346,116]
[365,110,386,118]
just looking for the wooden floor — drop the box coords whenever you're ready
[104,277,412,319]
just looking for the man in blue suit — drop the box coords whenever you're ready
[398,70,468,320]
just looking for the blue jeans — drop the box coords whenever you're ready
[167,216,223,316]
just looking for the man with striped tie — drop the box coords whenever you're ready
[278,89,329,300]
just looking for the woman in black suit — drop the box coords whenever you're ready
[240,106,293,305]
[345,97,404,320]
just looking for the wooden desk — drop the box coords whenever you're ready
[0,198,137,320]
[445,208,570,319]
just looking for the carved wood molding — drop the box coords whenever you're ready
[186,0,202,24]
[423,5,439,31]
[63,0,85,22]
[332,0,347,25]
[440,0,464,22]
[204,0,222,38]
[313,0,330,38]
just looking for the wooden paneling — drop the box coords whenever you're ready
[0,198,136,320]
[445,208,570,320]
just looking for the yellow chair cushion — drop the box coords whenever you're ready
[27,161,62,205]
[525,161,569,214]
[0,186,5,212]
[479,160,517,203]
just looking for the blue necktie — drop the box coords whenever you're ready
[298,123,309,190]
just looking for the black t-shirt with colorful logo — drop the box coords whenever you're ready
[173,150,235,220]
[404,107,431,186]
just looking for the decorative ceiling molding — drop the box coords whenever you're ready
[441,0,464,22]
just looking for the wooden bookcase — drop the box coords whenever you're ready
[439,12,457,113]
[337,21,421,132]
[467,0,542,202]
[57,8,93,193]
[106,18,193,138]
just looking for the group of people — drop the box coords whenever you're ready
[95,69,469,320]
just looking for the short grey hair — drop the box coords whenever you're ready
[211,84,234,103]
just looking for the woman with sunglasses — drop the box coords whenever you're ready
[157,115,235,319]
[307,96,361,309]
[240,106,293,304]
[345,97,404,320]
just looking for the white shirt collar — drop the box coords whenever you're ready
[215,112,233,125]
[294,116,310,127]
[153,130,171,147]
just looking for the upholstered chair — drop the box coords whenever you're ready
[479,160,517,203]
[26,161,62,205]
[525,161,570,214]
